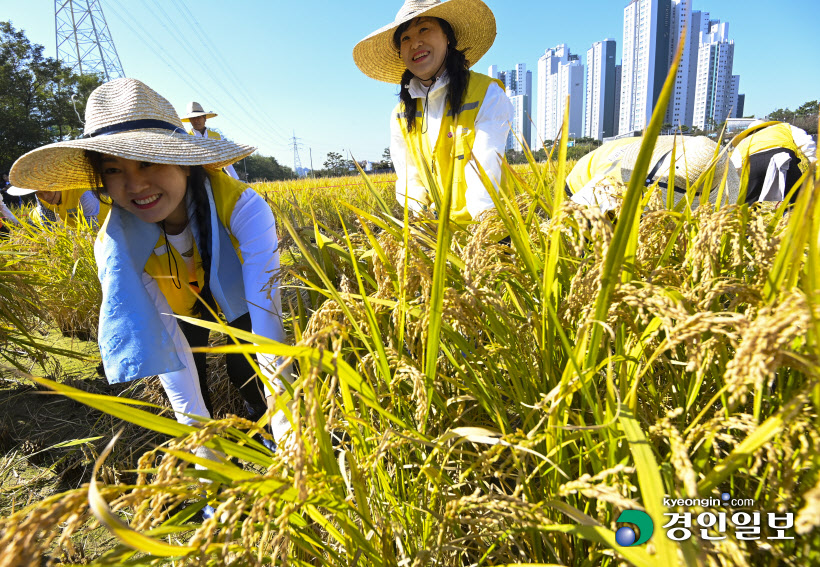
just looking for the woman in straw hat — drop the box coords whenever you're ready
[181,101,241,180]
[353,0,512,223]
[568,135,740,212]
[10,78,290,449]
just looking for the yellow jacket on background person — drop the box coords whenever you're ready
[730,121,816,203]
[26,187,110,227]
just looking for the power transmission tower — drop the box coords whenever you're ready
[290,131,304,177]
[55,0,125,81]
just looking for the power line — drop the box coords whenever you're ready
[103,0,287,154]
[166,0,292,144]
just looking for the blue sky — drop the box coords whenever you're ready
[2,0,818,169]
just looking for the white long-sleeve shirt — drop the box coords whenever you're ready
[390,72,513,219]
[191,127,240,180]
[0,193,20,226]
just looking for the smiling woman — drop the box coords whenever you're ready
[353,0,512,224]
[9,79,293,518]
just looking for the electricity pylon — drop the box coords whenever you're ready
[290,131,304,177]
[55,0,125,80]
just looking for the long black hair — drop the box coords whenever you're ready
[393,17,470,133]
[85,151,214,315]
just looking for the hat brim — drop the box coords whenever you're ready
[180,112,218,122]
[620,136,739,206]
[353,0,497,84]
[10,130,255,192]
[6,186,37,196]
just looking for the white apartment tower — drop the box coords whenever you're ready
[536,45,583,144]
[666,0,692,128]
[613,64,622,134]
[489,64,533,151]
[585,39,618,140]
[692,21,736,130]
[685,10,711,125]
[619,0,672,135]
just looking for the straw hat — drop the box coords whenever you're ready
[180,101,217,122]
[5,186,36,196]
[353,0,497,84]
[9,79,254,192]
[620,136,739,205]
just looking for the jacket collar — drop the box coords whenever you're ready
[408,71,450,99]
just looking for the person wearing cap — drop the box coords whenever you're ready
[10,79,292,457]
[353,0,513,223]
[729,120,816,203]
[568,135,740,212]
[181,102,241,180]
[6,186,110,228]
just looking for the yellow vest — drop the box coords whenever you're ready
[395,71,506,223]
[565,137,637,194]
[36,188,111,227]
[144,171,245,316]
[733,123,809,176]
[188,128,222,140]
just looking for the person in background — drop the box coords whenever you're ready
[6,186,109,228]
[353,0,512,223]
[567,135,740,212]
[0,187,20,237]
[729,120,817,203]
[181,101,241,180]
[1,173,19,208]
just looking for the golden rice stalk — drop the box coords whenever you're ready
[724,291,811,408]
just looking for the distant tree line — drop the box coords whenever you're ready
[239,153,296,182]
[766,100,818,136]
[308,148,393,178]
[0,21,102,174]
[506,137,604,164]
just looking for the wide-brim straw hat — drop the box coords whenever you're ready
[353,0,497,84]
[180,101,218,122]
[10,79,254,192]
[5,186,36,196]
[620,136,739,205]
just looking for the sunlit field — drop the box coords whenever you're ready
[1,92,819,565]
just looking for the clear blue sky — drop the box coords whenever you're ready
[2,0,818,169]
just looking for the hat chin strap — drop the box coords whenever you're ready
[415,48,448,85]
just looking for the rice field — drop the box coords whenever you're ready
[0,95,819,565]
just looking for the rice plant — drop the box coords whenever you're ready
[6,215,102,341]
[0,53,818,565]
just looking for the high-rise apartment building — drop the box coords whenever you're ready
[585,39,618,140]
[619,0,672,135]
[666,0,693,127]
[613,64,622,134]
[685,10,711,125]
[489,63,533,151]
[692,21,736,130]
[536,45,583,144]
[729,75,742,118]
